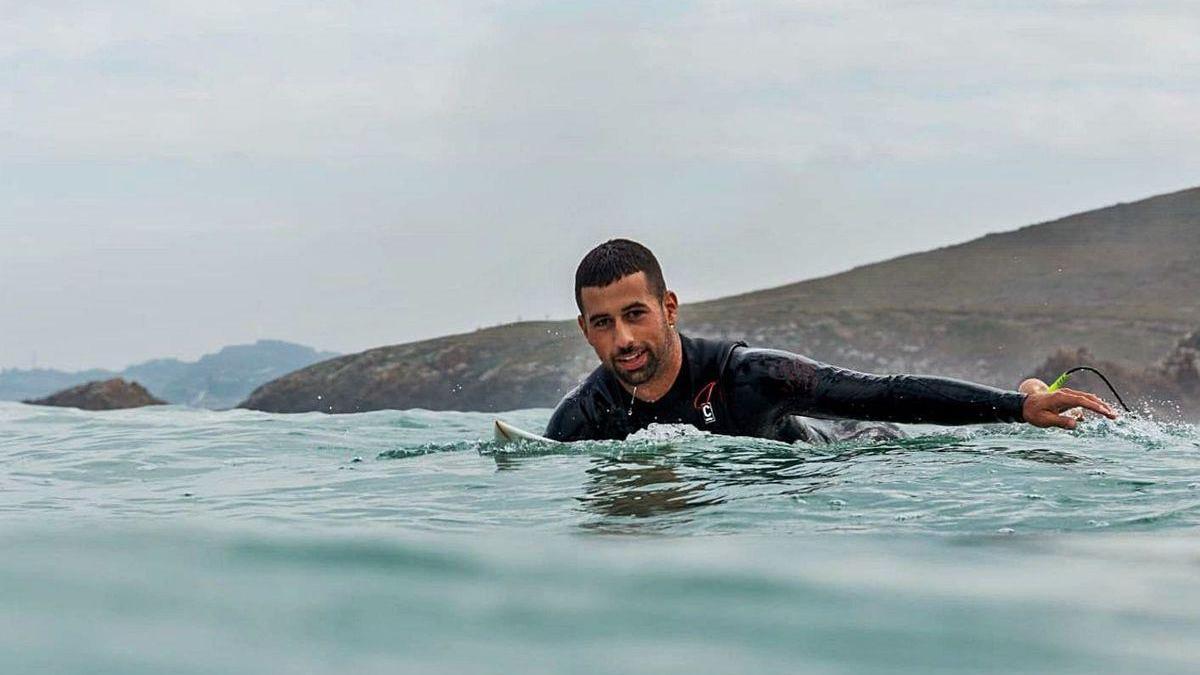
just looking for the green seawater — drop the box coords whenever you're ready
[2,401,1199,673]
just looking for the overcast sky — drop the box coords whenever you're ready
[3,1,1200,370]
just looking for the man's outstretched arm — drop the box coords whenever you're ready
[728,348,1116,428]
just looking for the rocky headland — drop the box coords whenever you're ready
[240,185,1200,416]
[25,379,166,411]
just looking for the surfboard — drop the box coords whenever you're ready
[493,419,557,445]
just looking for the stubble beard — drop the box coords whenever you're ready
[609,324,674,388]
[612,347,660,387]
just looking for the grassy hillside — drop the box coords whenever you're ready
[694,186,1200,319]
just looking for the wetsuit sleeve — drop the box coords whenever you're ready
[728,348,1027,426]
[544,389,598,442]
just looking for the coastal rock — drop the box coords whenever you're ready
[25,378,167,411]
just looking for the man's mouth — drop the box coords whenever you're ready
[615,349,648,372]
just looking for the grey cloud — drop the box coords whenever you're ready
[2,1,1199,369]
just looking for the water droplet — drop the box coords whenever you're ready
[828,499,846,509]
[1087,520,1109,528]
[997,527,1015,534]
[350,456,363,463]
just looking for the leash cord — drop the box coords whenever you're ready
[1049,366,1132,412]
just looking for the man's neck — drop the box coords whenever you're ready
[621,332,683,403]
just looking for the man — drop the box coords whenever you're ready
[545,239,1116,443]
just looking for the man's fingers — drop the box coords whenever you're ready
[1061,388,1104,406]
[1075,396,1118,419]
[1054,390,1118,418]
[1075,390,1112,412]
[1066,396,1114,418]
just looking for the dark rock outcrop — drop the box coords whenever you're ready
[25,378,166,411]
[241,185,1200,414]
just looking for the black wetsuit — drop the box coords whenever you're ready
[544,334,1027,444]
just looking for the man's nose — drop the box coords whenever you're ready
[614,319,635,349]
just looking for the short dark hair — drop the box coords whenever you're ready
[574,239,667,314]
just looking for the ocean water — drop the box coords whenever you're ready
[2,401,1200,674]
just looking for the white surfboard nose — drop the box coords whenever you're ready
[493,419,556,445]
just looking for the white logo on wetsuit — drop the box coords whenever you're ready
[694,381,719,426]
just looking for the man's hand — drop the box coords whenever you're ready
[1022,387,1118,429]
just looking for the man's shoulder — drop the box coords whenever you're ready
[725,344,798,365]
[725,345,820,386]
[549,362,614,415]
[562,364,617,402]
[680,333,744,355]
[679,333,748,376]
[544,366,619,442]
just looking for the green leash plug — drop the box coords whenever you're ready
[1046,371,1072,393]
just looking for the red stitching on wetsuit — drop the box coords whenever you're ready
[693,380,717,410]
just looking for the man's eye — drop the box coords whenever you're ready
[593,319,611,328]
[626,310,645,320]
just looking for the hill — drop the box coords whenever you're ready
[240,186,1200,414]
[2,340,339,409]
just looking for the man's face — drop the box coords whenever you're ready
[577,272,679,388]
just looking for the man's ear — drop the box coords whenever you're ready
[663,290,679,326]
[577,314,588,337]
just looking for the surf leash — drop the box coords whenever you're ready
[1046,366,1132,412]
